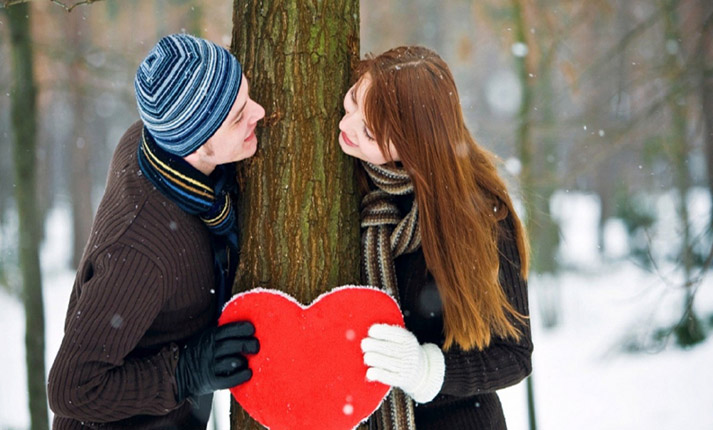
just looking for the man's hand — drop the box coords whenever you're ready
[175,321,259,401]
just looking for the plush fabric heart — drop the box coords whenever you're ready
[218,286,405,430]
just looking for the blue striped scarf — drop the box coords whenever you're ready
[137,127,238,309]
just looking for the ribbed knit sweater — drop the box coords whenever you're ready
[48,121,218,429]
[393,196,533,429]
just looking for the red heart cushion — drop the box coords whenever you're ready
[218,286,405,430]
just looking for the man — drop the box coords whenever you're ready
[48,34,264,429]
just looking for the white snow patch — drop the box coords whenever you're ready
[2,194,713,429]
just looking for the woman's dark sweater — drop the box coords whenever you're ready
[394,197,533,429]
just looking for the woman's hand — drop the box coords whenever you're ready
[361,324,445,403]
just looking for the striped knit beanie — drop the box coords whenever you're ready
[134,34,242,156]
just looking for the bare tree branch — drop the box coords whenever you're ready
[1,0,103,12]
[576,6,666,86]
[554,67,691,185]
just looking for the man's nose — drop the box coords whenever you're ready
[250,102,266,123]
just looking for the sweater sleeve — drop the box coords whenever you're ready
[48,244,181,422]
[439,215,533,396]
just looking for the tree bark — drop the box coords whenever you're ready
[66,7,94,269]
[663,0,705,347]
[699,2,713,232]
[5,3,49,430]
[511,2,538,429]
[511,0,535,233]
[530,0,561,278]
[230,1,361,428]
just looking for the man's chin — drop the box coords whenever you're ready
[236,143,258,162]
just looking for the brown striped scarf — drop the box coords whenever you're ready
[361,161,421,430]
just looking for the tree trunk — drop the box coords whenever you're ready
[412,0,443,52]
[598,0,633,254]
[699,2,713,232]
[531,0,561,279]
[187,2,204,37]
[66,8,94,269]
[531,59,561,331]
[663,0,705,347]
[511,0,535,232]
[5,3,49,430]
[230,1,361,429]
[511,2,538,429]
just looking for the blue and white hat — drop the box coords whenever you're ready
[134,34,242,156]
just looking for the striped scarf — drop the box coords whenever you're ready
[137,128,238,309]
[361,161,420,430]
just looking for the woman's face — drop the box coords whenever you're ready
[338,74,400,165]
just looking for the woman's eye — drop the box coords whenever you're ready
[363,126,374,141]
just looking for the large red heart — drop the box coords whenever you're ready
[218,286,405,430]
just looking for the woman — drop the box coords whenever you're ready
[339,46,533,429]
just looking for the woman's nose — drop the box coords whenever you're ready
[343,94,353,114]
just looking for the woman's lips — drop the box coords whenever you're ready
[341,131,358,147]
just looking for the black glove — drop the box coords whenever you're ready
[175,321,259,402]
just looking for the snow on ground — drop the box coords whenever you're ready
[2,192,713,429]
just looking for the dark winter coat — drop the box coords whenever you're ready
[48,121,218,429]
[393,195,533,430]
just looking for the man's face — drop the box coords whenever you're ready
[202,74,266,165]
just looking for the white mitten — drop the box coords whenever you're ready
[361,323,445,403]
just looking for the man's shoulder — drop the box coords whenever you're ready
[114,120,144,157]
[101,120,150,200]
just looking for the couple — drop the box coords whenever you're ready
[47,34,532,430]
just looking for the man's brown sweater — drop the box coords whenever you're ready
[48,122,218,429]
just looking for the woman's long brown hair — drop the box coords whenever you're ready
[356,46,530,351]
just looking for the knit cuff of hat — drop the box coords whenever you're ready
[407,343,445,404]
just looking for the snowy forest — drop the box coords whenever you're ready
[1,0,712,429]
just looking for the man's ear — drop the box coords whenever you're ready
[184,140,213,163]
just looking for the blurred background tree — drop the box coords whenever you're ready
[4,3,47,430]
